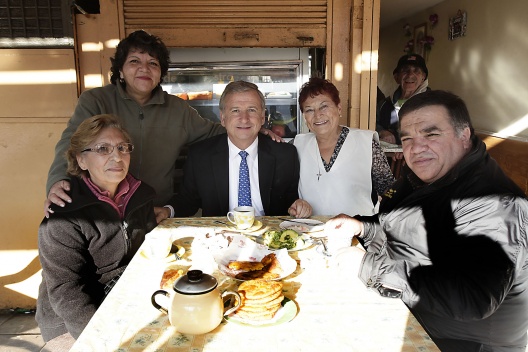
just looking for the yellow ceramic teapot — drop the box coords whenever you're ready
[151,270,240,334]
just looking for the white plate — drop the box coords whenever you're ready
[266,92,292,99]
[279,219,324,234]
[225,297,297,327]
[218,258,296,281]
[215,240,297,281]
[380,141,403,153]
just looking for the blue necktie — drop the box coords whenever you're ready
[238,151,251,207]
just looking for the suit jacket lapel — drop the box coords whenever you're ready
[257,135,275,214]
[211,135,230,214]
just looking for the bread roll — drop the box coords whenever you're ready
[188,91,213,100]
[160,268,184,290]
[172,92,188,100]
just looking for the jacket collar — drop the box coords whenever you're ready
[115,83,166,106]
[257,134,275,212]
[49,176,155,216]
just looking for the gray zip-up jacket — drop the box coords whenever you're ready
[358,136,528,349]
[46,83,225,205]
[36,176,157,341]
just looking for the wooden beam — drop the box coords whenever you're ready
[358,0,379,131]
[327,0,351,127]
[128,27,326,47]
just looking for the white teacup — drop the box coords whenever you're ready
[324,233,354,257]
[143,236,172,259]
[227,206,255,230]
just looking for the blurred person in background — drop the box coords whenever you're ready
[376,54,430,145]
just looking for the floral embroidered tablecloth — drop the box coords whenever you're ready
[70,216,439,352]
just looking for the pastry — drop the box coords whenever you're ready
[231,253,283,280]
[228,260,264,272]
[172,92,188,100]
[160,268,184,290]
[235,270,279,280]
[187,91,213,100]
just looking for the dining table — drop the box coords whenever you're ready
[70,216,439,352]
[381,141,405,179]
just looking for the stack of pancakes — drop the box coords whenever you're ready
[232,279,284,321]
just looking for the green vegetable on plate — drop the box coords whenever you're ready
[262,229,304,250]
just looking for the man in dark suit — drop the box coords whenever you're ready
[169,81,312,218]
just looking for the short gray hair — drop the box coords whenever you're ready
[219,81,266,112]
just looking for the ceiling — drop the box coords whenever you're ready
[380,0,445,28]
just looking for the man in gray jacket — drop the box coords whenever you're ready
[325,90,528,351]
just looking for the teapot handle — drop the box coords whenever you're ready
[222,290,241,316]
[151,290,170,315]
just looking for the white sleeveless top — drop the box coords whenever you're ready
[294,127,377,216]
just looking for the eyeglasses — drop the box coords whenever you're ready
[81,143,134,155]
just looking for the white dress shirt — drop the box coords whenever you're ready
[227,138,264,215]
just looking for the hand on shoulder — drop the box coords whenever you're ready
[44,180,71,218]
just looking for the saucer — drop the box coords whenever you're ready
[140,244,185,262]
[227,220,263,233]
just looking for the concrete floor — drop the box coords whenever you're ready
[0,309,44,352]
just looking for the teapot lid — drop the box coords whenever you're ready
[173,270,218,295]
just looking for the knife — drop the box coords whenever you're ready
[278,218,323,227]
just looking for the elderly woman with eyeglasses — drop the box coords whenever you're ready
[36,114,157,350]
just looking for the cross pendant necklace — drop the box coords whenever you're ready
[315,142,323,182]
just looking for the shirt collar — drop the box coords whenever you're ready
[227,137,258,162]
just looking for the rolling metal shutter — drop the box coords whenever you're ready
[119,0,328,47]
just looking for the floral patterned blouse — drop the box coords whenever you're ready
[321,127,395,195]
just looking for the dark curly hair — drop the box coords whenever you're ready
[399,90,474,137]
[109,30,170,86]
[298,77,341,112]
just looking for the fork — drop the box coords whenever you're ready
[214,220,230,227]
[307,235,330,256]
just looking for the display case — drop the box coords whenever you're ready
[161,61,304,138]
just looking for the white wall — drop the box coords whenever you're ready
[378,0,528,140]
